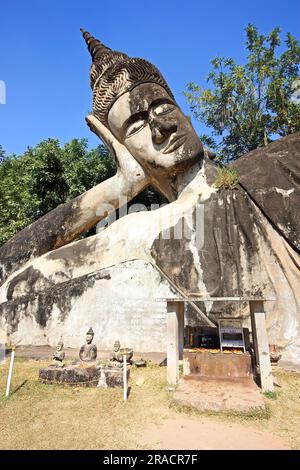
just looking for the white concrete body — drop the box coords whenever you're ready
[0,161,299,364]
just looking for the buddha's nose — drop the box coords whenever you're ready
[150,118,177,145]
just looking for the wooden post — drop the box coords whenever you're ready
[167,301,184,385]
[249,300,273,392]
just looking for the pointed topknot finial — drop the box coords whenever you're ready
[80,28,111,61]
[80,28,174,125]
[87,327,94,336]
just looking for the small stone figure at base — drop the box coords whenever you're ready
[97,365,108,388]
[79,327,97,362]
[50,337,65,368]
[269,344,282,366]
[110,341,133,366]
[110,340,123,367]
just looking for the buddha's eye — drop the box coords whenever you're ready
[153,103,176,116]
[125,119,146,139]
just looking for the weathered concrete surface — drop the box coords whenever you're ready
[0,260,175,352]
[232,132,300,252]
[0,136,299,364]
[1,29,299,369]
[0,151,149,286]
[173,377,266,412]
[39,364,100,386]
[183,351,252,379]
[38,364,130,387]
[0,30,205,289]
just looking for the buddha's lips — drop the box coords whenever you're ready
[163,135,186,154]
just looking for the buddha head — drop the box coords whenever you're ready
[86,327,94,344]
[81,30,203,178]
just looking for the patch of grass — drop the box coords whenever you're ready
[13,356,28,363]
[259,370,300,449]
[263,390,279,400]
[213,167,239,189]
[0,359,171,449]
[0,360,299,449]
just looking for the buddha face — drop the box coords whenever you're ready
[86,333,93,344]
[107,83,203,174]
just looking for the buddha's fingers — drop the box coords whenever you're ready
[86,115,116,153]
[86,114,150,186]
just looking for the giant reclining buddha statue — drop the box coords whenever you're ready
[0,30,299,363]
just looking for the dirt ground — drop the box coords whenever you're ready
[0,358,299,450]
[141,418,288,450]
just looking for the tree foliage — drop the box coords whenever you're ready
[0,152,33,243]
[0,139,117,245]
[184,25,300,161]
[0,139,165,246]
[0,145,6,164]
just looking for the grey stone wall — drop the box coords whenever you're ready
[0,260,174,352]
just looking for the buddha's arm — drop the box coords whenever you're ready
[0,117,150,285]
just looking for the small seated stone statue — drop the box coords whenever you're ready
[50,337,65,368]
[110,340,123,367]
[79,327,97,362]
[110,340,133,366]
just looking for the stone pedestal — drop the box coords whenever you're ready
[173,377,266,413]
[39,364,130,387]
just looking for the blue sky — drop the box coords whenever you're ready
[0,0,299,155]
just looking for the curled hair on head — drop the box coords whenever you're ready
[81,29,174,126]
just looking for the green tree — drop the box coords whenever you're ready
[62,139,116,200]
[184,25,300,161]
[0,153,33,244]
[23,139,69,219]
[0,139,118,245]
[0,145,6,164]
[0,137,165,246]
